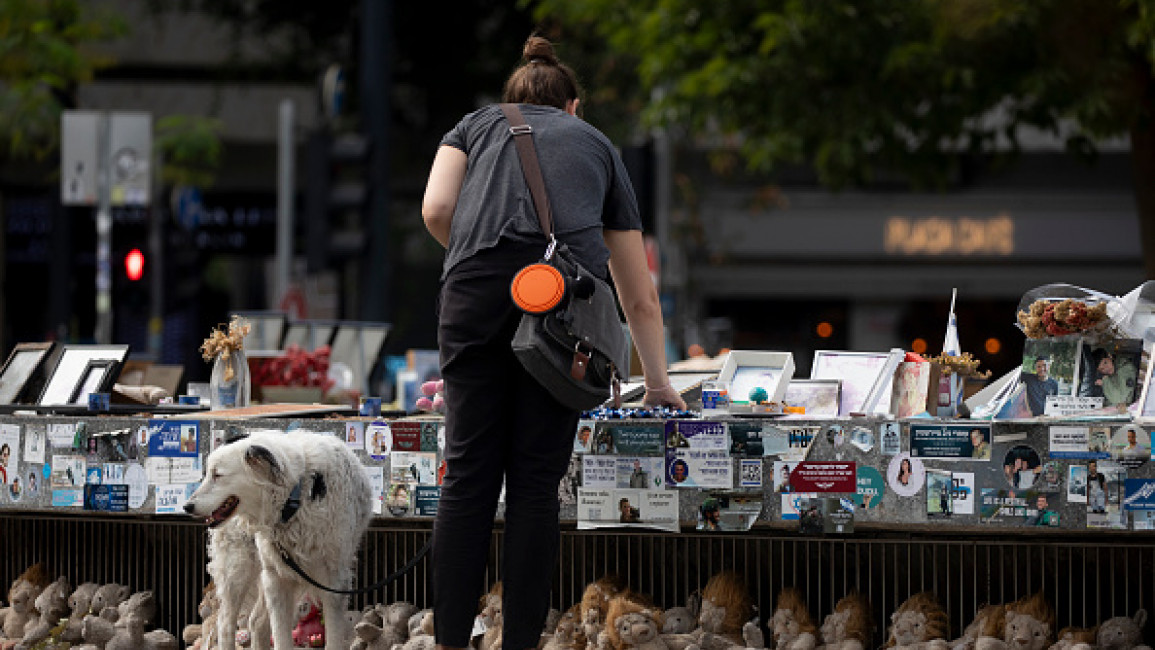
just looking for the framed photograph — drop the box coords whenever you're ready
[811,350,893,416]
[784,379,841,416]
[38,344,130,406]
[0,342,55,404]
[1078,339,1143,407]
[1140,358,1155,418]
[68,359,118,405]
[1019,339,1081,416]
[718,351,795,404]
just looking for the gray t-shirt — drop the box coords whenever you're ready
[438,104,643,280]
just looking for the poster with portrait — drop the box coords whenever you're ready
[577,487,679,532]
[365,422,391,460]
[1002,444,1043,490]
[926,469,953,518]
[0,423,19,486]
[574,420,596,453]
[886,452,925,497]
[1020,339,1081,417]
[1048,425,1108,459]
[855,466,886,509]
[23,426,44,465]
[1078,339,1142,407]
[1035,461,1064,493]
[980,488,1055,525]
[343,421,364,450]
[611,423,665,456]
[780,491,818,521]
[389,451,437,486]
[1110,424,1150,468]
[1086,459,1126,529]
[773,461,797,493]
[910,424,991,461]
[880,422,901,456]
[696,492,762,532]
[665,448,732,489]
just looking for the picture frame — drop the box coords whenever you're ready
[810,350,893,416]
[718,351,795,404]
[0,342,55,404]
[1139,357,1155,418]
[38,344,130,406]
[68,359,118,405]
[783,378,841,416]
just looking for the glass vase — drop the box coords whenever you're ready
[210,349,250,409]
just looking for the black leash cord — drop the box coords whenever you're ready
[277,537,432,596]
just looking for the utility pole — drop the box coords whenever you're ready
[359,0,392,322]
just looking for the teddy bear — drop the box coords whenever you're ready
[478,587,504,650]
[293,595,327,648]
[677,571,757,650]
[662,608,697,635]
[88,584,132,621]
[885,593,951,650]
[578,576,628,649]
[104,611,178,650]
[77,589,157,650]
[181,582,219,650]
[766,588,817,650]
[352,602,419,650]
[1097,610,1152,650]
[392,609,435,650]
[542,607,580,650]
[74,606,119,650]
[818,592,873,650]
[603,595,669,650]
[60,582,101,645]
[975,593,1054,650]
[0,564,49,645]
[952,605,1007,650]
[14,575,71,650]
[1049,626,1097,650]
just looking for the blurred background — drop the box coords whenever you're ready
[0,0,1150,390]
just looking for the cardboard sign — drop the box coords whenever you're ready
[788,461,856,493]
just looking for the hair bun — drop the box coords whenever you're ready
[523,35,558,65]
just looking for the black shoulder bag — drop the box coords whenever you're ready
[500,103,627,411]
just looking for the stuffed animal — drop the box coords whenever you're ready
[579,576,628,650]
[77,589,158,650]
[293,595,326,648]
[542,608,580,650]
[15,575,70,650]
[60,582,102,644]
[819,592,874,650]
[769,588,818,650]
[104,612,178,650]
[393,609,436,650]
[699,572,756,649]
[88,584,132,621]
[181,582,219,650]
[662,608,697,635]
[1049,626,1097,650]
[1097,610,1151,650]
[479,586,504,650]
[352,603,418,650]
[952,605,1007,650]
[975,593,1054,650]
[604,595,669,650]
[77,606,120,650]
[0,564,49,644]
[886,593,951,650]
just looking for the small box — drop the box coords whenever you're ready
[717,351,795,405]
[360,396,383,417]
[87,392,111,412]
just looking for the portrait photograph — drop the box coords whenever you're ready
[1019,339,1081,416]
[1078,339,1142,407]
[887,452,926,497]
[1003,444,1043,489]
[1110,424,1150,467]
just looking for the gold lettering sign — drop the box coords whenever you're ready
[885,216,1014,256]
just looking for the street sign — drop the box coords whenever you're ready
[61,111,99,205]
[60,110,152,207]
[109,112,152,206]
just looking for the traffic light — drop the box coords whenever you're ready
[112,213,150,348]
[124,248,144,282]
[304,128,372,273]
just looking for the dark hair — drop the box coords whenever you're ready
[502,35,582,109]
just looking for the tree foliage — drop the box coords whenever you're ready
[528,0,1155,188]
[0,0,125,160]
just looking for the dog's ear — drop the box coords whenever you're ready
[244,444,286,485]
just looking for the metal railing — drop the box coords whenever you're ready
[2,514,1151,641]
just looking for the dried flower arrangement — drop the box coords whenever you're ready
[199,316,251,380]
[1017,299,1109,339]
[926,352,992,380]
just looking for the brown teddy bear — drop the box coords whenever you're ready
[769,588,817,650]
[951,604,1007,650]
[0,564,49,646]
[603,595,668,650]
[885,593,951,650]
[818,592,874,650]
[975,593,1054,650]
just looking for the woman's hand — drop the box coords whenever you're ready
[643,383,687,410]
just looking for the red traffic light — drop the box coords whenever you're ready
[125,248,144,281]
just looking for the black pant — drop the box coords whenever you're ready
[433,242,580,649]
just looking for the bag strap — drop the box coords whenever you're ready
[500,103,557,259]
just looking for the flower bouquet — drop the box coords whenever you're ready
[249,344,335,403]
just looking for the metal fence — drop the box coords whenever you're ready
[2,514,1151,642]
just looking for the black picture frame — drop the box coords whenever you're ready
[69,359,118,406]
[0,342,55,405]
[38,344,130,406]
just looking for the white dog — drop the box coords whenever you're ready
[185,431,372,650]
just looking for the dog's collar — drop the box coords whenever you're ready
[280,472,325,523]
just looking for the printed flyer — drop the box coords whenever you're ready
[577,487,679,532]
[910,424,991,460]
[788,461,856,493]
[146,420,200,458]
[610,423,665,456]
[390,451,437,486]
[979,489,1059,526]
[665,448,733,489]
[728,421,792,457]
[415,485,441,516]
[665,421,728,451]
[696,492,763,532]
[389,421,422,452]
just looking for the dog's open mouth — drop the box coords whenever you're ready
[206,496,239,527]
